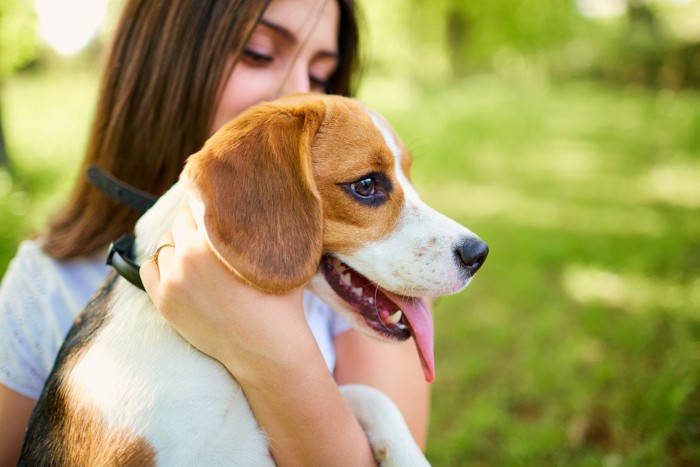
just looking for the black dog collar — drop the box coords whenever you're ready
[87,165,157,291]
[87,165,157,214]
[106,234,146,291]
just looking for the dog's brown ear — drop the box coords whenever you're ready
[184,96,328,294]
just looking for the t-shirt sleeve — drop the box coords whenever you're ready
[302,291,354,372]
[328,303,353,337]
[0,243,54,399]
[0,241,94,400]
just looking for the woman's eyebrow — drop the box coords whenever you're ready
[259,18,296,43]
[259,17,339,59]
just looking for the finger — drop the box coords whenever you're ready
[140,232,175,295]
[140,252,160,297]
[153,232,176,278]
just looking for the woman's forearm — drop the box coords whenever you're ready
[334,330,431,450]
[229,326,375,467]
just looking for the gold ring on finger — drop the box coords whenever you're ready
[150,243,175,268]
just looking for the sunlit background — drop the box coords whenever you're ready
[35,0,108,56]
[1,0,699,465]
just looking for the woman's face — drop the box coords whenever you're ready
[210,0,340,134]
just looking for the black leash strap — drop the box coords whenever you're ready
[106,234,146,291]
[87,165,157,214]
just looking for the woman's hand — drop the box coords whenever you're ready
[140,208,310,381]
[139,209,375,466]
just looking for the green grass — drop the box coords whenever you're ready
[0,65,97,268]
[363,76,700,465]
[2,67,699,466]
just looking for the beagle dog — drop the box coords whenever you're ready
[20,94,488,466]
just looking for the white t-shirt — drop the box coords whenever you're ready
[0,240,351,399]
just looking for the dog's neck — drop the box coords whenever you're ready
[132,180,190,264]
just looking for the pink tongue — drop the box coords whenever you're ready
[382,291,435,383]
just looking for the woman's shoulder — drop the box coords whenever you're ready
[1,239,111,328]
[0,238,110,334]
[1,240,61,302]
[5,239,59,278]
[0,239,110,398]
[2,239,109,300]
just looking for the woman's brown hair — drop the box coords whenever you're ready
[43,0,361,260]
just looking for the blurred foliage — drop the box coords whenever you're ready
[361,0,700,89]
[586,1,700,89]
[0,0,40,169]
[417,0,582,75]
[3,0,700,89]
[0,0,39,79]
[0,68,98,264]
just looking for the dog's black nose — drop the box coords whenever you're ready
[456,237,489,276]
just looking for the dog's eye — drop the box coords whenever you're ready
[339,172,390,207]
[351,178,375,198]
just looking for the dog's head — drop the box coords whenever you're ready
[183,94,488,382]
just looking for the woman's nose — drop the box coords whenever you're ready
[279,65,311,96]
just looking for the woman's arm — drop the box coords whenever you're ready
[231,325,376,466]
[0,384,35,467]
[141,210,375,466]
[334,330,431,449]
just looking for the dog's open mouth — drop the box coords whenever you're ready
[322,255,435,382]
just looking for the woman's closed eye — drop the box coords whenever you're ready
[309,57,337,92]
[310,75,330,92]
[244,49,330,91]
[243,49,274,66]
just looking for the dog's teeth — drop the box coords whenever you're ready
[397,322,408,330]
[352,287,363,296]
[367,297,374,305]
[387,310,403,324]
[342,273,352,286]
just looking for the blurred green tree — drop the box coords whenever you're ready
[0,0,39,171]
[363,0,700,88]
[408,0,581,79]
[589,0,700,89]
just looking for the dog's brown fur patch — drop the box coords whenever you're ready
[20,274,156,466]
[23,385,156,466]
[185,95,411,293]
[312,98,406,253]
[185,96,326,294]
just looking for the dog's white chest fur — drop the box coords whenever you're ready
[68,282,273,465]
[61,183,273,464]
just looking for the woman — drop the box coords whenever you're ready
[0,0,429,465]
